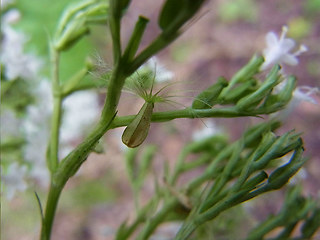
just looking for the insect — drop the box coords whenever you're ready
[122,70,172,148]
[122,101,154,148]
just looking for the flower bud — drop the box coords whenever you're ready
[220,55,264,98]
[221,78,257,104]
[158,0,206,35]
[259,76,297,111]
[192,77,228,109]
[267,147,305,190]
[236,64,280,110]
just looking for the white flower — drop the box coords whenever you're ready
[272,79,319,120]
[2,9,21,24]
[23,80,52,187]
[0,109,22,137]
[293,86,319,105]
[60,91,100,158]
[143,57,174,82]
[2,163,28,200]
[0,10,43,81]
[261,26,307,70]
[192,120,223,141]
[1,0,14,9]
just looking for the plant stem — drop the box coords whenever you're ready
[49,47,62,172]
[136,199,178,240]
[101,66,126,122]
[49,97,62,172]
[40,183,62,240]
[41,33,126,238]
[109,0,122,64]
[40,118,115,240]
[111,107,253,128]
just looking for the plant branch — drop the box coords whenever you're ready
[41,115,116,240]
[48,46,62,173]
[111,107,261,128]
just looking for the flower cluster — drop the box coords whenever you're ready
[1,6,101,199]
[262,26,318,117]
[1,163,28,200]
[0,9,43,81]
[60,91,100,158]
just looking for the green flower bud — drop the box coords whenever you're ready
[158,0,206,35]
[192,77,228,109]
[236,64,280,110]
[54,1,109,51]
[260,75,297,111]
[267,147,306,190]
[250,132,277,162]
[252,131,302,171]
[220,55,264,98]
[221,78,257,104]
[241,171,268,191]
[55,20,89,51]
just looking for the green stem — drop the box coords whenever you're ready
[115,197,159,240]
[49,97,62,172]
[61,67,89,97]
[111,107,255,128]
[41,32,125,238]
[246,216,284,240]
[101,66,126,122]
[49,47,61,173]
[136,199,178,240]
[133,184,140,213]
[169,149,189,185]
[174,190,249,240]
[40,183,62,240]
[127,32,177,75]
[122,16,149,62]
[109,0,122,64]
[41,118,115,240]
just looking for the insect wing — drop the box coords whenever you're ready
[122,102,154,148]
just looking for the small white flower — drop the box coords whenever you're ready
[1,0,14,9]
[0,109,22,137]
[293,86,319,105]
[272,79,319,120]
[0,10,43,81]
[2,163,28,200]
[143,57,174,82]
[261,26,307,70]
[192,120,223,141]
[2,9,21,24]
[23,80,52,187]
[60,91,100,157]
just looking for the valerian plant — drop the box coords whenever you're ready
[2,0,319,239]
